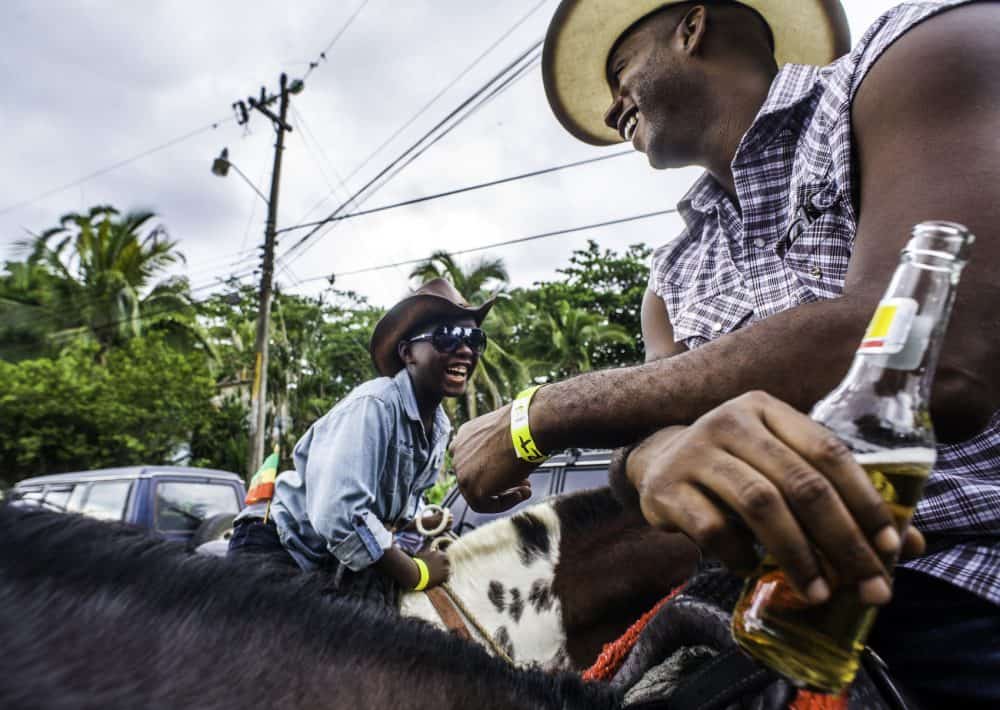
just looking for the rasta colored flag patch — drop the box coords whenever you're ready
[245,451,279,505]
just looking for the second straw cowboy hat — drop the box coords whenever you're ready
[542,0,851,145]
[369,278,496,377]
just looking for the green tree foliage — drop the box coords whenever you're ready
[519,299,632,379]
[0,336,215,485]
[0,205,206,358]
[520,240,651,371]
[0,209,653,490]
[196,284,382,472]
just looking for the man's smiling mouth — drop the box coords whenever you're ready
[619,106,639,142]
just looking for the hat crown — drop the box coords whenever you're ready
[411,277,472,309]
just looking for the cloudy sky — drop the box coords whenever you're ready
[1,0,902,308]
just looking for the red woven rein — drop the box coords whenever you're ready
[580,586,846,710]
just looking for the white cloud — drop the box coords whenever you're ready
[0,0,902,307]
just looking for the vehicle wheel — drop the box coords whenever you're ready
[190,513,236,549]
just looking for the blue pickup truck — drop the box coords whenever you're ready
[10,466,246,549]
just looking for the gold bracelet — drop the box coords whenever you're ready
[510,385,548,463]
[412,557,430,591]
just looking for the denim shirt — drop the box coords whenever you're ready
[265,369,451,572]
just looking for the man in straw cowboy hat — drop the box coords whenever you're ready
[451,0,1000,703]
[229,278,493,608]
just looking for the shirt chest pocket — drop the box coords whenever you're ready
[670,280,753,348]
[780,179,853,301]
[382,441,427,497]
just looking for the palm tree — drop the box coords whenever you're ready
[6,205,207,354]
[523,299,632,379]
[409,251,528,421]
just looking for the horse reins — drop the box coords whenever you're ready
[414,506,517,667]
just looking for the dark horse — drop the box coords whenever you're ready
[0,502,626,710]
[0,499,906,709]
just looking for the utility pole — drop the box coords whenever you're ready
[231,73,303,476]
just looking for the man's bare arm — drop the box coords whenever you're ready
[453,4,1000,596]
[608,288,686,507]
[526,4,1000,455]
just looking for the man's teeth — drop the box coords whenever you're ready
[447,365,468,377]
[624,113,638,141]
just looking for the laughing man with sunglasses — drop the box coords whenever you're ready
[228,278,493,609]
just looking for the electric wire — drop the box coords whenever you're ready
[341,0,550,186]
[291,208,678,286]
[302,0,372,79]
[0,117,234,218]
[37,208,676,335]
[276,38,544,272]
[274,151,632,234]
[285,0,551,232]
[355,52,542,210]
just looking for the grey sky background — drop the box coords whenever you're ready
[1,1,900,308]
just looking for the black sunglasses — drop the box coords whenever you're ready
[408,325,487,355]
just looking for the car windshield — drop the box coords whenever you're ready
[155,481,240,533]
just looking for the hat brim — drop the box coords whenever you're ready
[369,294,496,377]
[543,0,851,146]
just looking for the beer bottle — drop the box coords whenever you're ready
[731,221,975,693]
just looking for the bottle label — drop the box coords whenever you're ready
[859,297,918,354]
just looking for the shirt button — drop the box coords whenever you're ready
[810,265,823,278]
[753,238,766,249]
[711,322,723,333]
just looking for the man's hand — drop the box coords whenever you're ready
[628,391,925,606]
[450,403,534,512]
[415,549,452,589]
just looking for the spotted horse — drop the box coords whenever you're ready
[401,487,700,670]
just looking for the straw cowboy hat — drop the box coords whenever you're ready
[542,0,851,145]
[369,278,496,377]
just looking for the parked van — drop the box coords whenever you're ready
[11,466,246,548]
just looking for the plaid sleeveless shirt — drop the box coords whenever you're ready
[648,0,999,605]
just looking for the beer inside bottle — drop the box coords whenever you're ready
[731,222,974,694]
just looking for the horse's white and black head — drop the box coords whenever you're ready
[402,487,699,671]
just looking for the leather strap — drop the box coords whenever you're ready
[624,649,780,710]
[425,587,472,641]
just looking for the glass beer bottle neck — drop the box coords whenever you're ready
[811,223,973,453]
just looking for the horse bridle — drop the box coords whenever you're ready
[413,505,516,665]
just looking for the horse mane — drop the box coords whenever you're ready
[0,503,619,710]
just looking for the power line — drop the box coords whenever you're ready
[358,52,542,205]
[283,0,551,235]
[276,38,544,272]
[303,0,372,79]
[0,117,233,218]
[16,207,675,339]
[289,104,353,205]
[342,0,551,187]
[292,208,678,286]
[274,150,632,234]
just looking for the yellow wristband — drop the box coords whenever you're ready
[510,385,548,463]
[412,557,430,591]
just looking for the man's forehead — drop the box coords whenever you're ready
[606,8,673,78]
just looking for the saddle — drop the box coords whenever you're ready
[608,567,914,710]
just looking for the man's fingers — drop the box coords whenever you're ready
[900,526,925,560]
[640,481,759,577]
[697,454,827,600]
[755,395,898,553]
[725,418,892,597]
[471,482,532,513]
